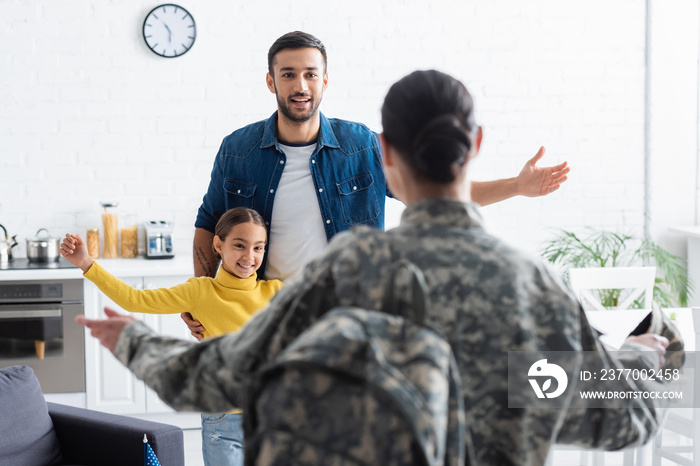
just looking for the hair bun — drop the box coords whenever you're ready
[381,70,477,184]
[410,114,472,183]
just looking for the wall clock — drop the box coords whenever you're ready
[143,4,196,58]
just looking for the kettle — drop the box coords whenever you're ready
[0,224,18,263]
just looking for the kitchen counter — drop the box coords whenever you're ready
[670,226,700,306]
[0,256,194,282]
[670,226,700,238]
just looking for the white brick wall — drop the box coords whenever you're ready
[1,0,697,261]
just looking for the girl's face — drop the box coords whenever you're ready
[213,222,267,279]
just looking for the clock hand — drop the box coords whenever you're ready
[163,22,172,43]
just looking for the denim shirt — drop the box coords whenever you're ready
[195,111,387,277]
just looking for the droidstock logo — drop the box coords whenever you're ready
[528,359,568,399]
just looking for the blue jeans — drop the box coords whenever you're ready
[201,412,243,466]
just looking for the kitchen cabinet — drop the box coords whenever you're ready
[0,255,198,420]
[83,258,195,416]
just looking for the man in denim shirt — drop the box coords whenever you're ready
[191,31,570,285]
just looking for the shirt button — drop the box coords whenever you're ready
[265,222,269,225]
[237,190,241,194]
[311,160,316,164]
[270,189,274,193]
[280,160,284,164]
[353,186,357,191]
[326,219,331,224]
[318,188,323,193]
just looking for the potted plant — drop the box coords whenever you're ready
[541,229,693,309]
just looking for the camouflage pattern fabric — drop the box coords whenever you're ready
[115,198,683,466]
[245,307,469,466]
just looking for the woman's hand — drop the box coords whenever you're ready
[75,307,136,353]
[625,333,670,369]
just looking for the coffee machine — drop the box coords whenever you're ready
[144,220,174,259]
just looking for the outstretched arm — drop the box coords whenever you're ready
[471,146,570,206]
[76,307,136,353]
[76,270,331,413]
[74,232,353,414]
[183,227,218,340]
[64,233,201,317]
[60,234,94,273]
[555,305,681,450]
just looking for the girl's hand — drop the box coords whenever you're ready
[60,233,94,273]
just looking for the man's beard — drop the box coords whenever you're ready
[275,89,323,124]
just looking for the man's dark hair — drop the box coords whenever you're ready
[267,31,327,75]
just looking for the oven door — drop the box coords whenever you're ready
[0,302,85,393]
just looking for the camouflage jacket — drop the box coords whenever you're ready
[115,198,680,466]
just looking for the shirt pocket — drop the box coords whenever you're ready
[336,173,380,226]
[224,179,257,209]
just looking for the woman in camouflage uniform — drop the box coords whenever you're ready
[79,69,679,466]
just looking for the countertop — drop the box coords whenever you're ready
[669,226,700,238]
[0,256,195,282]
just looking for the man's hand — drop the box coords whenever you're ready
[181,312,205,341]
[471,146,570,206]
[75,307,136,353]
[625,333,670,369]
[516,146,570,197]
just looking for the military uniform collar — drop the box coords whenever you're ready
[215,266,259,291]
[261,111,340,150]
[400,198,485,230]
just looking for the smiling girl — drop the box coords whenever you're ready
[60,207,282,466]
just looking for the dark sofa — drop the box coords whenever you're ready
[0,365,185,466]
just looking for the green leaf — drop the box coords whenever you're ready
[540,228,693,308]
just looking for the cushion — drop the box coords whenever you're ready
[0,365,63,465]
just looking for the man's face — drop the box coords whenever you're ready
[266,48,328,124]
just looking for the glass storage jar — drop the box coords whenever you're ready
[101,202,119,259]
[87,228,100,259]
[120,213,138,258]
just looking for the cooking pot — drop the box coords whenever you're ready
[26,228,61,263]
[0,224,18,263]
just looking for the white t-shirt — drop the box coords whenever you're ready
[265,142,327,282]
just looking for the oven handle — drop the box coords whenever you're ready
[0,309,62,318]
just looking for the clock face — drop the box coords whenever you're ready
[143,4,196,58]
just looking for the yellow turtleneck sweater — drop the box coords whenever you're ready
[84,261,283,340]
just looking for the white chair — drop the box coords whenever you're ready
[651,307,700,466]
[548,266,657,466]
[568,266,656,311]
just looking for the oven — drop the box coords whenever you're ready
[0,271,85,393]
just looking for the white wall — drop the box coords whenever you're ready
[1,0,697,261]
[648,0,699,257]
